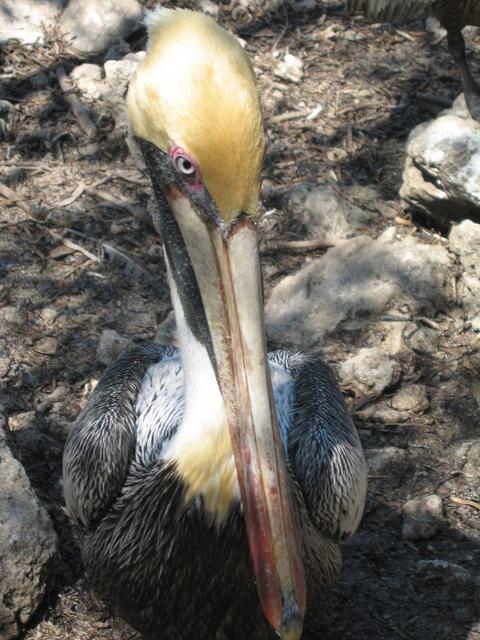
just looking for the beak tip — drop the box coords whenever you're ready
[280,608,304,640]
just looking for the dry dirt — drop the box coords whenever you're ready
[1,2,480,639]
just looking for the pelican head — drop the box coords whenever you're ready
[127,9,305,639]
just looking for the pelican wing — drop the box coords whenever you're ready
[269,351,367,543]
[347,0,434,22]
[63,344,178,529]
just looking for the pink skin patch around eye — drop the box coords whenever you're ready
[169,145,204,193]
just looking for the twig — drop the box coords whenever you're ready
[395,29,416,42]
[262,238,334,253]
[64,258,96,278]
[451,496,480,511]
[55,65,96,139]
[270,109,312,124]
[0,180,44,220]
[88,185,140,217]
[53,236,99,262]
[53,183,86,208]
[271,25,288,52]
[416,92,452,109]
[379,314,442,331]
[336,101,393,117]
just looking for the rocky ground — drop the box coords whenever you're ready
[1,1,480,639]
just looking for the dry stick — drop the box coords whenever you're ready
[416,92,453,109]
[56,65,96,140]
[451,496,480,511]
[50,234,99,262]
[262,238,334,253]
[270,109,313,124]
[379,314,442,331]
[0,181,43,220]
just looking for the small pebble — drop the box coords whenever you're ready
[402,494,444,540]
[274,53,304,83]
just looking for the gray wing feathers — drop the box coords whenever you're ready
[134,357,184,465]
[347,0,433,22]
[63,344,178,530]
[270,351,367,543]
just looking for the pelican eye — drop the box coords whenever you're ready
[175,155,196,177]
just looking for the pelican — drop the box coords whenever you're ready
[348,0,480,121]
[63,9,367,640]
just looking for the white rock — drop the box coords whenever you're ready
[0,305,24,325]
[425,17,446,39]
[449,220,480,318]
[284,183,376,244]
[59,0,143,57]
[0,0,66,44]
[462,441,480,479]
[274,53,304,83]
[365,446,406,474]
[266,229,453,349]
[104,57,141,87]
[192,0,220,18]
[391,384,429,413]
[39,306,60,325]
[102,54,145,132]
[402,494,444,540]
[70,53,144,128]
[339,347,400,395]
[7,411,35,433]
[97,329,131,365]
[400,95,480,223]
[70,63,103,101]
[0,415,58,638]
[356,403,408,424]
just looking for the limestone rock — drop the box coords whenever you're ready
[274,53,304,83]
[266,228,453,349]
[462,441,480,480]
[365,446,407,474]
[97,329,131,365]
[284,183,377,244]
[102,53,145,132]
[0,414,58,638]
[355,402,409,424]
[192,0,220,17]
[69,53,145,132]
[70,63,103,101]
[59,0,143,57]
[339,347,400,395]
[0,305,24,326]
[391,384,429,413]
[400,95,480,224]
[402,494,445,540]
[0,0,66,44]
[449,219,480,320]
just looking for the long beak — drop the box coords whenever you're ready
[168,194,306,640]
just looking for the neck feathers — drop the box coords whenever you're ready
[163,264,239,524]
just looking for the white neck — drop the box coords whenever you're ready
[163,260,239,523]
